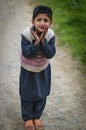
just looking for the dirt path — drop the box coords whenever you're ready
[0,0,86,130]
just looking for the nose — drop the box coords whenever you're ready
[41,20,45,25]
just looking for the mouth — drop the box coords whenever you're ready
[37,26,44,31]
[39,25,47,31]
[40,25,45,30]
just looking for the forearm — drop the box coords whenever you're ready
[41,37,56,58]
[21,36,40,58]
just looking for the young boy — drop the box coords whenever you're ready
[20,5,56,130]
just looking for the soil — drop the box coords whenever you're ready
[0,0,86,130]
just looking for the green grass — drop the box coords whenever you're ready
[32,0,86,73]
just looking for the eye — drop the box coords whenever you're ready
[36,18,41,22]
[44,18,49,22]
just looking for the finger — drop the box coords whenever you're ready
[40,32,45,40]
[30,28,35,37]
[30,28,39,39]
[44,26,48,32]
[30,28,40,43]
[40,33,43,39]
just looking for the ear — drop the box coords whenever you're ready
[50,21,52,26]
[32,20,34,25]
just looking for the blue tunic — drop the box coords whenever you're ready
[19,27,56,101]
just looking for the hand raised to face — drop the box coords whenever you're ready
[30,28,40,45]
[30,26,48,45]
[40,25,48,42]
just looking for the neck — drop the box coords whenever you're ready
[37,31,42,36]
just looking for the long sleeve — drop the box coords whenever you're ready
[41,36,56,59]
[21,35,40,58]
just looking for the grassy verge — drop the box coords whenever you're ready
[32,0,86,73]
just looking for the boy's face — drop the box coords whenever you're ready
[32,14,52,33]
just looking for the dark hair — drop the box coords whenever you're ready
[32,5,53,21]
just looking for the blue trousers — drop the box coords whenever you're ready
[21,97,46,121]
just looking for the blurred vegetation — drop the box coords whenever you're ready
[32,0,86,73]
